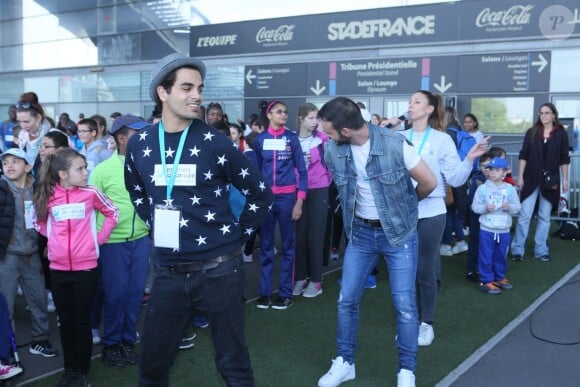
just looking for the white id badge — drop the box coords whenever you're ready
[24,200,34,229]
[153,205,181,249]
[263,138,286,151]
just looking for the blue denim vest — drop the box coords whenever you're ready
[325,125,418,247]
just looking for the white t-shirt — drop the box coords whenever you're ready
[351,139,420,220]
[400,128,472,219]
[470,130,484,143]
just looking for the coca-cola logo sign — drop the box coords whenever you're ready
[256,25,295,46]
[475,5,533,30]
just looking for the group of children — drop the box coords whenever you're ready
[0,112,153,386]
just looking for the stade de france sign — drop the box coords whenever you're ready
[190,0,579,57]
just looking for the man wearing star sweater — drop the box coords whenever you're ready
[125,53,273,387]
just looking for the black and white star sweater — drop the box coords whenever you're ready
[125,119,273,265]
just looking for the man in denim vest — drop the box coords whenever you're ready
[317,97,436,387]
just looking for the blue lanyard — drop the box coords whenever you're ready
[158,120,191,201]
[409,126,431,155]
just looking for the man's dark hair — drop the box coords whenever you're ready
[155,65,202,114]
[318,97,366,133]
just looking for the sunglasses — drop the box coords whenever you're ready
[16,101,32,109]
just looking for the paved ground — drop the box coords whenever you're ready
[439,264,580,387]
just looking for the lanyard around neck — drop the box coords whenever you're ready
[409,126,432,155]
[158,120,191,201]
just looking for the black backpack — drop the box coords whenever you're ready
[555,208,580,241]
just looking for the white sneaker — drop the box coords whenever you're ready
[452,241,468,255]
[293,280,308,296]
[243,252,253,263]
[418,322,434,346]
[463,226,470,236]
[47,291,56,312]
[397,369,415,387]
[302,281,323,298]
[439,244,453,256]
[16,285,23,296]
[318,356,355,387]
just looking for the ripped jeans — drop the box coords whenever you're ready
[336,217,419,371]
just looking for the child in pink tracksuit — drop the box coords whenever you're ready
[34,147,118,387]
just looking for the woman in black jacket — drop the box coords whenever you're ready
[511,103,570,261]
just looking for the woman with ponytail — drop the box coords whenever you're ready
[253,100,308,310]
[15,92,53,163]
[400,90,488,347]
[34,148,118,387]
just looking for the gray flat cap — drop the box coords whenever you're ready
[149,53,206,102]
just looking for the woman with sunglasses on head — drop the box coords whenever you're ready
[15,92,53,163]
[401,90,489,347]
[510,103,570,262]
[253,100,308,310]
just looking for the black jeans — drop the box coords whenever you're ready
[51,269,98,373]
[138,255,254,387]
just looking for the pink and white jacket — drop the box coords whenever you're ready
[35,184,118,271]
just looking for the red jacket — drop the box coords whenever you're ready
[35,184,118,271]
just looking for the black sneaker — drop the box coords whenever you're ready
[511,254,523,261]
[466,272,480,283]
[256,296,271,309]
[102,345,125,368]
[120,343,137,365]
[178,338,195,350]
[29,340,58,358]
[271,297,293,310]
[68,371,91,387]
[56,369,75,387]
[537,255,551,262]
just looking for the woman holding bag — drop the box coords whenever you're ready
[511,103,570,262]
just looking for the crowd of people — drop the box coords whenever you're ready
[0,52,571,387]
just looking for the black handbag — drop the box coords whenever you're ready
[542,170,560,191]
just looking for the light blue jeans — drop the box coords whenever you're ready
[511,187,552,258]
[336,218,418,371]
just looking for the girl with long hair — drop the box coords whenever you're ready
[293,103,332,298]
[34,148,118,387]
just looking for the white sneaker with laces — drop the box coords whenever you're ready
[452,241,468,255]
[397,369,415,387]
[302,281,323,298]
[418,322,434,346]
[318,356,355,387]
[439,244,453,257]
[293,280,307,296]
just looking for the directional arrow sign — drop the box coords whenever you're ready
[246,69,256,84]
[433,75,452,93]
[310,80,326,95]
[531,54,548,73]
